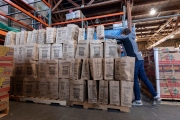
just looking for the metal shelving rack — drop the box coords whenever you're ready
[0,0,51,30]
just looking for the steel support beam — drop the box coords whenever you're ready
[52,0,63,12]
[67,0,80,7]
[53,0,121,14]
[0,12,33,30]
[3,0,49,27]
[51,12,124,26]
[87,0,95,5]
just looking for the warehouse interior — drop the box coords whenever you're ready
[1,0,180,120]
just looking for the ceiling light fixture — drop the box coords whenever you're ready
[150,8,156,15]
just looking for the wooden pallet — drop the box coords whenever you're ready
[67,101,130,113]
[0,107,9,118]
[10,95,67,106]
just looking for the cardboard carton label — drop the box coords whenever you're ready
[59,79,70,100]
[88,80,97,103]
[104,40,117,58]
[99,80,108,104]
[25,43,38,60]
[39,44,51,60]
[121,81,133,107]
[51,44,63,59]
[109,81,120,105]
[75,41,89,58]
[56,28,67,43]
[90,41,103,58]
[46,60,59,78]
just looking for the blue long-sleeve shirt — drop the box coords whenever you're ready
[105,32,143,60]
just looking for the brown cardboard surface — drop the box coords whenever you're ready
[63,41,76,59]
[46,27,56,44]
[17,45,25,62]
[89,58,103,80]
[15,32,20,45]
[19,31,28,45]
[115,58,121,80]
[38,44,51,61]
[46,78,59,99]
[96,25,104,38]
[90,40,103,58]
[81,59,90,80]
[121,80,133,107]
[46,60,59,78]
[87,27,94,41]
[88,80,97,103]
[38,29,46,44]
[25,43,38,60]
[109,81,120,105]
[104,40,117,58]
[70,79,86,102]
[56,27,67,43]
[13,77,24,96]
[4,31,16,46]
[31,30,38,43]
[51,44,63,60]
[0,61,13,77]
[38,60,46,78]
[24,60,37,78]
[70,58,82,80]
[58,59,71,79]
[67,24,79,41]
[59,79,70,100]
[75,40,89,58]
[14,62,25,77]
[99,80,108,104]
[39,78,47,98]
[103,58,114,80]
[23,78,36,97]
[78,28,85,42]
[35,79,40,97]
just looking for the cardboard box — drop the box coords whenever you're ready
[115,58,121,80]
[0,61,13,77]
[70,79,87,102]
[159,75,180,84]
[0,46,14,61]
[88,80,97,103]
[38,29,46,44]
[15,32,20,45]
[59,79,70,101]
[24,60,37,78]
[51,44,63,60]
[39,78,47,98]
[121,80,133,107]
[96,25,104,39]
[90,40,103,58]
[104,40,117,58]
[87,27,94,41]
[78,28,85,42]
[75,40,89,58]
[158,47,175,53]
[99,80,108,104]
[56,28,66,43]
[0,95,9,111]
[38,60,46,78]
[81,59,90,80]
[14,62,25,77]
[13,77,24,96]
[70,58,82,80]
[158,53,180,61]
[4,31,16,46]
[58,60,71,79]
[46,27,56,43]
[0,77,10,96]
[63,41,76,59]
[74,10,82,19]
[35,79,40,97]
[103,58,114,80]
[13,45,18,61]
[17,45,25,62]
[20,31,28,45]
[46,78,59,99]
[120,57,135,81]
[67,24,79,41]
[46,60,59,79]
[38,44,51,60]
[35,61,38,77]
[109,81,120,105]
[23,78,36,97]
[89,58,103,80]
[25,43,38,60]
[27,31,32,44]
[31,30,38,43]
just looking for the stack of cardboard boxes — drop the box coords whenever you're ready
[4,24,134,107]
[142,47,180,99]
[0,46,14,112]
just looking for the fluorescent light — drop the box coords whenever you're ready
[150,8,156,15]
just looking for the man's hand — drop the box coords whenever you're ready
[98,35,104,39]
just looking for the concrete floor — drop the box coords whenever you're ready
[1,99,180,120]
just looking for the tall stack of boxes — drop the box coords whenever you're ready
[0,46,14,111]
[142,47,180,99]
[4,24,135,107]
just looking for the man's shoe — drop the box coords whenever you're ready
[132,100,143,106]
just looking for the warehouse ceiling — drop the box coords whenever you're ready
[50,0,180,48]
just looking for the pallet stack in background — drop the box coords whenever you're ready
[0,46,14,114]
[4,24,134,111]
[142,47,180,100]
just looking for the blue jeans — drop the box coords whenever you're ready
[134,60,157,100]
